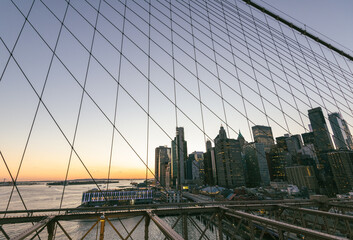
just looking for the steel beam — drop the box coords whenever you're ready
[12,216,55,240]
[221,207,348,240]
[217,213,223,240]
[0,198,324,216]
[146,210,183,240]
[182,214,188,240]
[0,225,10,240]
[47,220,55,240]
[278,204,353,221]
[145,214,150,240]
[241,0,353,61]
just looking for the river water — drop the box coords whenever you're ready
[0,180,217,239]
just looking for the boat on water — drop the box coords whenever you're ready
[79,188,153,207]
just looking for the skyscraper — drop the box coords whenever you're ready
[203,140,217,185]
[308,107,336,195]
[267,146,291,181]
[308,107,334,153]
[171,127,188,189]
[285,166,319,192]
[243,142,270,187]
[302,132,315,146]
[252,125,275,153]
[328,151,353,194]
[155,146,171,187]
[187,151,204,184]
[328,112,353,150]
[214,126,245,188]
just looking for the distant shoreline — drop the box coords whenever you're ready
[0,178,150,187]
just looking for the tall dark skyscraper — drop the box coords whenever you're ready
[328,112,353,150]
[327,151,353,194]
[203,140,217,185]
[155,146,171,187]
[308,107,337,195]
[171,127,188,189]
[214,126,245,188]
[252,125,275,153]
[308,107,334,153]
[267,146,291,181]
[243,142,270,187]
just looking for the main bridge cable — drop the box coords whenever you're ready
[255,0,353,57]
[187,0,353,120]
[225,1,353,84]
[240,0,353,62]
[175,0,353,129]
[157,0,353,122]
[209,0,353,103]
[194,0,353,94]
[147,0,353,156]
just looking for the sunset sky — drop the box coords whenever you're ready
[0,0,352,181]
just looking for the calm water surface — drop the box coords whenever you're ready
[0,180,217,239]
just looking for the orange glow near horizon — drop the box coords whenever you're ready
[0,158,154,181]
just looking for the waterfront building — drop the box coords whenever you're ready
[171,127,188,189]
[252,125,275,153]
[214,126,245,188]
[155,146,171,187]
[328,112,353,150]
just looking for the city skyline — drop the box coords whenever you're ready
[1,0,352,181]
